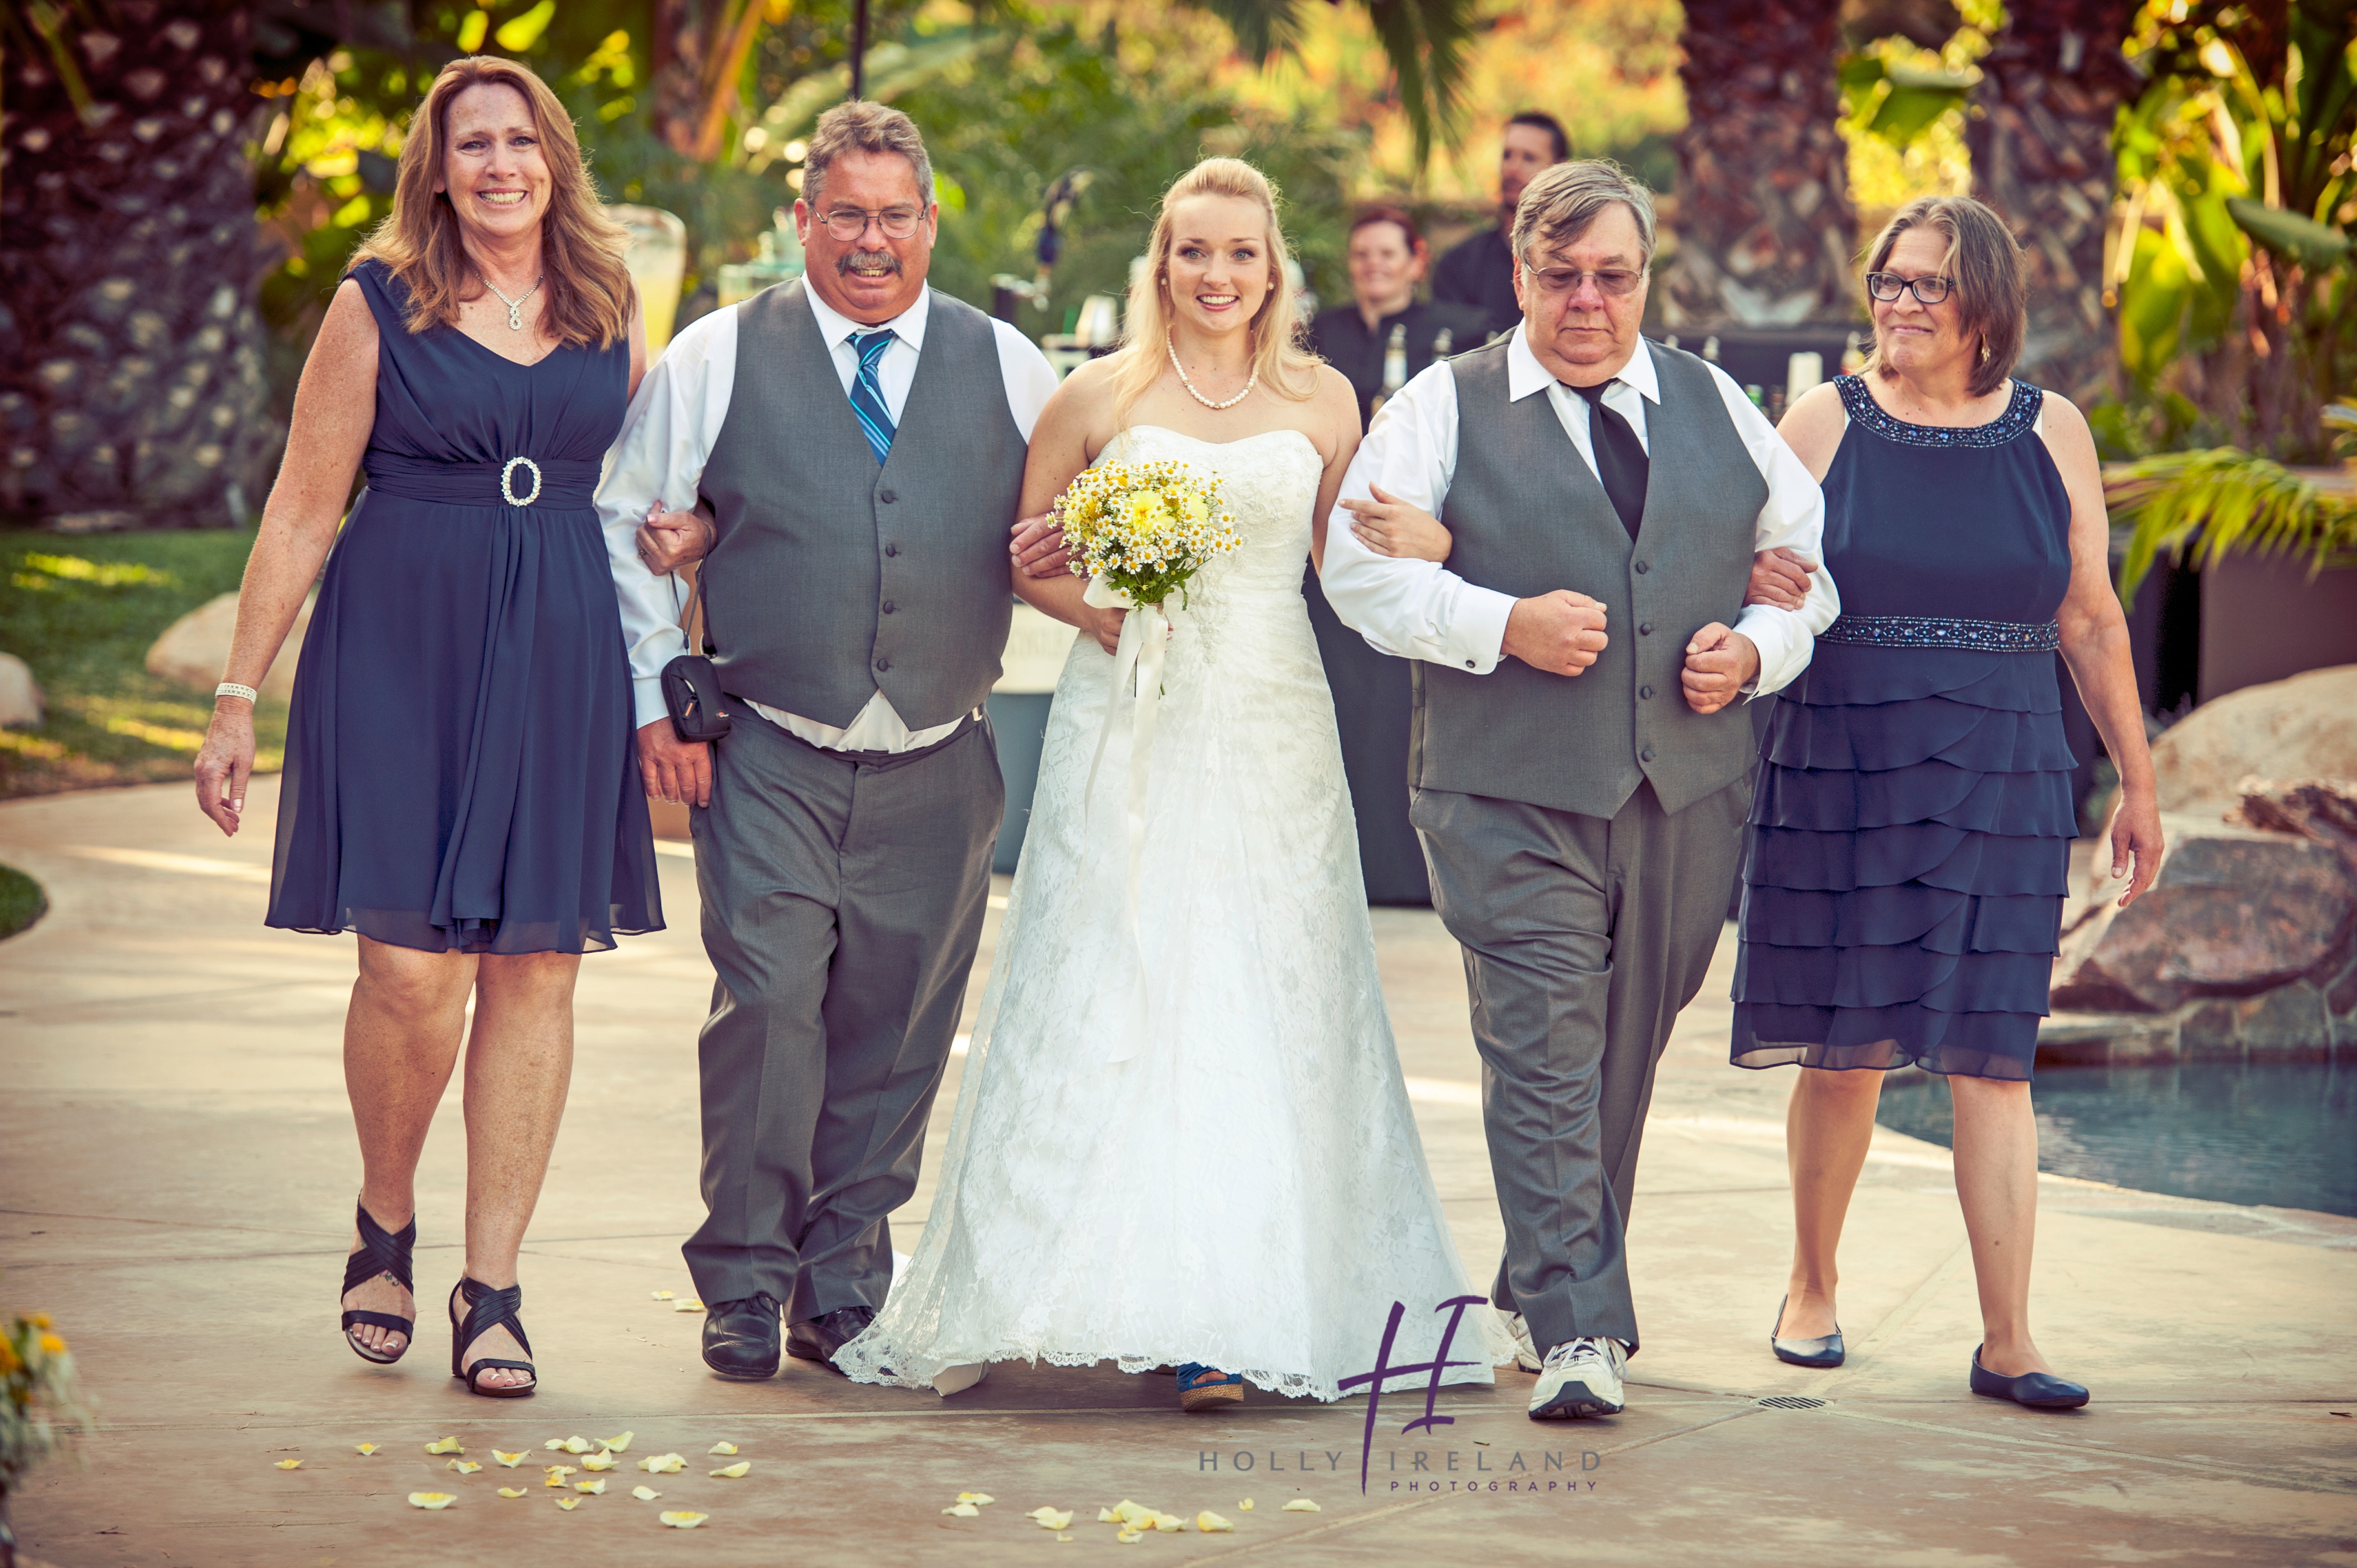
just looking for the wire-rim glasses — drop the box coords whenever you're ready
[821,205,925,241]
[1521,264,1645,298]
[1865,272,1955,305]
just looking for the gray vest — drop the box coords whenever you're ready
[697,281,1027,730]
[1412,338,1769,818]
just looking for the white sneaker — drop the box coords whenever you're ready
[1504,1312,1543,1373]
[1527,1336,1627,1420]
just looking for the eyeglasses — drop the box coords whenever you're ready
[1523,265,1645,298]
[1865,272,1954,305]
[820,205,925,241]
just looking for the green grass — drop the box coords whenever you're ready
[0,529,287,798]
[0,863,44,939]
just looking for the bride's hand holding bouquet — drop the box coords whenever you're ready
[1048,457,1241,655]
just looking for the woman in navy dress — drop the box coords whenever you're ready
[192,58,660,1397]
[1731,197,2163,1409]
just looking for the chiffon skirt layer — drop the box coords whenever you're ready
[1730,641,2073,1080]
[268,490,662,955]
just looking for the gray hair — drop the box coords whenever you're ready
[802,100,934,209]
[1510,159,1657,271]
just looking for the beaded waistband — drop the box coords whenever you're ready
[1818,614,2060,653]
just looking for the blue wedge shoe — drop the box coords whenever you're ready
[1174,1361,1244,1412]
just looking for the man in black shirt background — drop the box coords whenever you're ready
[1432,111,1569,341]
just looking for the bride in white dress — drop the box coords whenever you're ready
[835,158,1507,1408]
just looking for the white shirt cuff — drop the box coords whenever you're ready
[1733,605,1803,698]
[633,674,671,731]
[1449,585,1517,674]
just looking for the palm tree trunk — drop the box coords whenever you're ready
[1,1,277,529]
[1965,0,2137,406]
[1664,0,1858,328]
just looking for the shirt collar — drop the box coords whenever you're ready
[804,281,930,353]
[1506,324,1661,406]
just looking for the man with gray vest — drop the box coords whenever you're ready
[1321,161,1838,1420]
[597,102,1058,1381]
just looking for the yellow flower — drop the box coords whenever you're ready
[38,1334,65,1355]
[29,1314,52,1330]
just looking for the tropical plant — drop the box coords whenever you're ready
[1191,0,1476,169]
[2107,444,2357,603]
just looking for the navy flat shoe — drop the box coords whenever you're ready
[1969,1346,2088,1409]
[1771,1293,1844,1369]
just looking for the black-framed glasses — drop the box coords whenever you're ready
[821,205,925,241]
[1522,265,1645,298]
[1865,272,1955,305]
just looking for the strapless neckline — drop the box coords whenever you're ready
[1120,424,1320,459]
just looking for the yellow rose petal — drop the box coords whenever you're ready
[1282,1498,1321,1512]
[498,1487,527,1499]
[632,1485,661,1501]
[575,1479,606,1494]
[555,1496,581,1511]
[407,1492,456,1510]
[492,1450,526,1468]
[1197,1511,1234,1533]
[672,1299,704,1312]
[446,1459,481,1474]
[708,1441,738,1456]
[659,1511,709,1529]
[274,1459,302,1470]
[353,1443,379,1457]
[559,1436,593,1454]
[639,1453,687,1474]
[600,1431,634,1453]
[1152,1512,1185,1533]
[1116,1528,1144,1544]
[581,1452,618,1471]
[710,1461,750,1479]
[956,1492,994,1505]
[942,1502,981,1518]
[1031,1508,1075,1530]
[424,1436,464,1455]
[1099,1507,1120,1523]
[1238,1498,1253,1511]
[652,1290,675,1299]
[1057,1533,1074,1543]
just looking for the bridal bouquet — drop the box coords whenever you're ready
[1052,458,1241,611]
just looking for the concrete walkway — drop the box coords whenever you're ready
[1,780,2351,1567]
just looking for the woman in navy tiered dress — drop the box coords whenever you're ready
[192,59,660,1398]
[1731,198,2163,1409]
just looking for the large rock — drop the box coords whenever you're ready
[0,652,43,727]
[2052,813,2357,1013]
[145,591,311,703]
[2149,664,2357,812]
[2231,776,2357,870]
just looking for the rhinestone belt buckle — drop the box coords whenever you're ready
[500,455,543,507]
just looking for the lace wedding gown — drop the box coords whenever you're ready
[835,426,1507,1401]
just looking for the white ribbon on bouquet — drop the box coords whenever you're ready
[1078,574,1171,1064]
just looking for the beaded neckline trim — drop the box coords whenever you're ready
[1836,374,2042,448]
[1820,614,2060,653]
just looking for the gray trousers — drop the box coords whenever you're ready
[683,709,1002,1317]
[1413,775,1749,1355]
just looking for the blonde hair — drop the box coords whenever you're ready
[803,100,934,209]
[1859,195,2027,398]
[355,56,634,349]
[1108,158,1320,425]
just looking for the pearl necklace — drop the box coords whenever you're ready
[1167,331,1258,410]
[480,274,543,332]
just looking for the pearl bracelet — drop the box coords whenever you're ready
[215,682,259,704]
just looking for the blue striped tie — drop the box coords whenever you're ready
[847,329,896,466]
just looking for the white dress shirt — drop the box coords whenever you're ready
[598,283,1060,750]
[1319,325,1838,695]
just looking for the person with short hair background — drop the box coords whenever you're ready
[1433,111,1571,341]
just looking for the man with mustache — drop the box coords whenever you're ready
[596,101,1057,1380]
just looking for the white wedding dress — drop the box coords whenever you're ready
[835,425,1507,1401]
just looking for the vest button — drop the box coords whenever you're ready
[884,543,899,556]
[1640,746,1656,764]
[879,488,898,504]
[1633,559,1649,574]
[881,601,896,615]
[874,657,889,672]
[1638,621,1653,636]
[1639,684,1653,700]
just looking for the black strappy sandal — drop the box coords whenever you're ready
[340,1201,416,1365]
[449,1276,537,1398]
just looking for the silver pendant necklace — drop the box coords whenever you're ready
[1167,330,1258,410]
[481,274,543,332]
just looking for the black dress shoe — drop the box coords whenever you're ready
[702,1292,784,1380]
[1771,1293,1845,1369]
[1969,1345,2089,1409]
[786,1304,881,1374]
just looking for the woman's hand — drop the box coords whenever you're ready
[637,501,715,576]
[193,702,257,837]
[1340,484,1452,561]
[1010,513,1071,579]
[1744,547,1816,610]
[2107,789,2166,907]
[1079,601,1128,656]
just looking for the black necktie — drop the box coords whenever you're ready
[1570,380,1650,541]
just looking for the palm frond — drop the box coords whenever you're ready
[2106,447,2357,605]
[1187,0,1476,171]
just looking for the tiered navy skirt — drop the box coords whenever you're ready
[1730,637,2076,1081]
